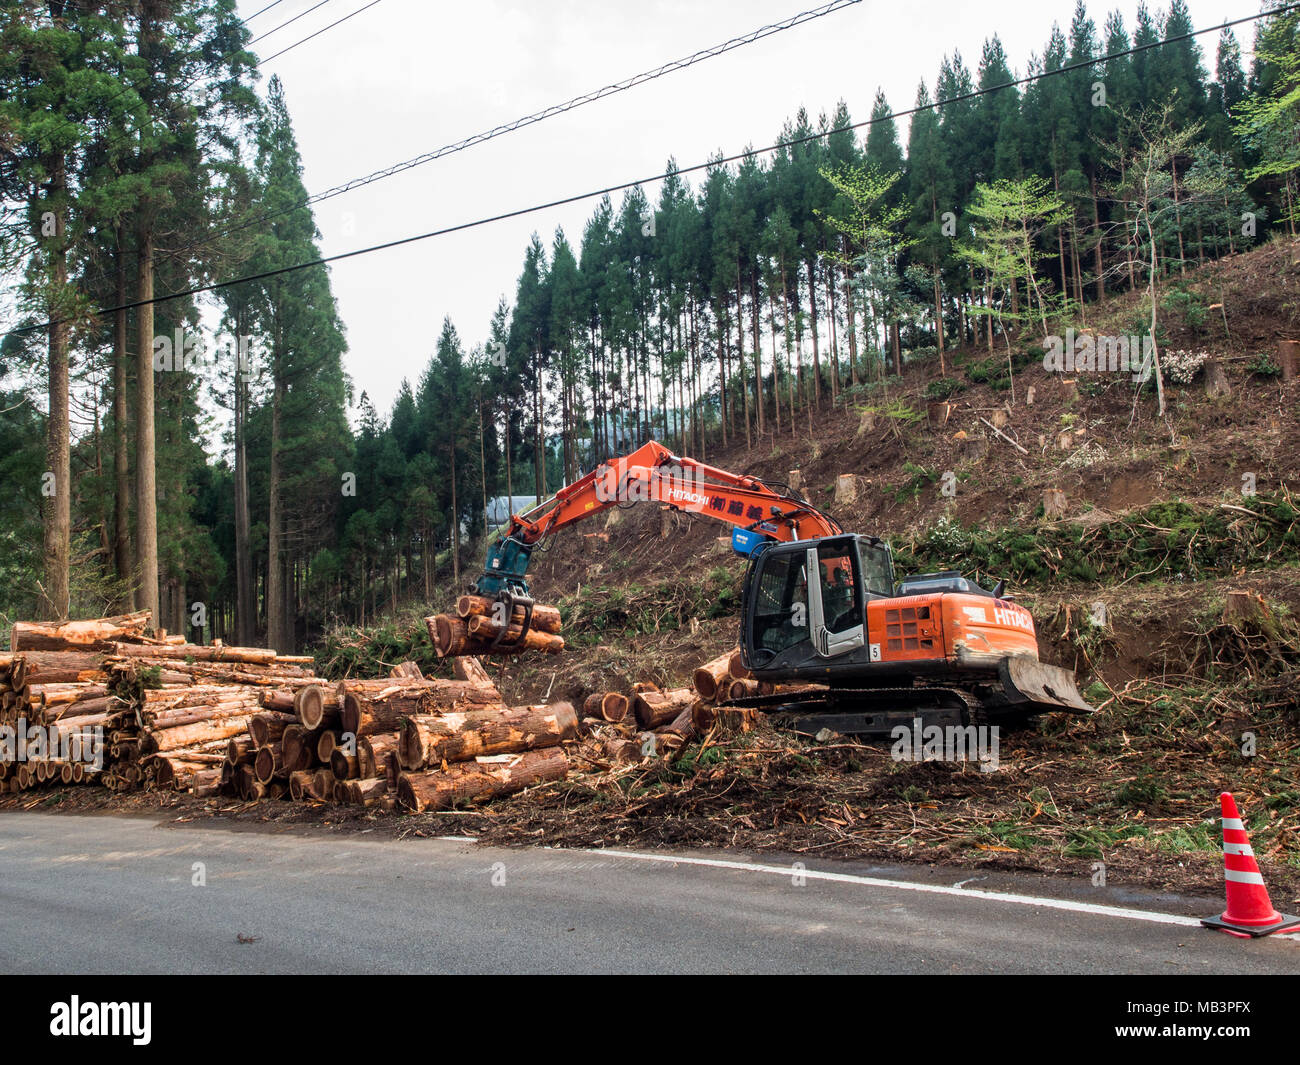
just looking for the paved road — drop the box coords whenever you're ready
[0,811,1295,974]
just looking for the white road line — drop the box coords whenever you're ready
[580,848,1300,938]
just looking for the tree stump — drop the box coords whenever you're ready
[1278,340,1298,384]
[1204,357,1231,397]
[927,401,952,428]
[834,474,858,506]
[1043,488,1068,520]
[1222,590,1270,626]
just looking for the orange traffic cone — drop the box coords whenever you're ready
[1202,792,1300,938]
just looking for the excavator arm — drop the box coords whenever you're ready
[475,440,841,599]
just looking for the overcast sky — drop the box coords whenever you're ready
[238,0,1262,422]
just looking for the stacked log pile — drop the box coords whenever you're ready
[213,654,577,814]
[425,595,565,658]
[103,642,318,793]
[575,646,771,766]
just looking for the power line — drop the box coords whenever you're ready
[141,0,867,274]
[259,0,385,64]
[7,3,1295,338]
[247,0,337,46]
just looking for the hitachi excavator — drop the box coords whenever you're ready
[473,441,1092,735]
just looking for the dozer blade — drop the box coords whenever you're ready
[999,656,1095,714]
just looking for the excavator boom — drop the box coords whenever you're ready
[476,441,840,598]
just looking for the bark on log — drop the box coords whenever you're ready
[11,611,150,652]
[727,648,750,680]
[693,651,736,701]
[139,714,254,754]
[108,642,300,666]
[656,707,697,746]
[359,732,399,784]
[633,687,695,729]
[390,661,425,681]
[397,748,569,812]
[397,702,577,771]
[338,678,501,736]
[453,656,493,686]
[466,614,566,654]
[691,701,718,732]
[456,595,562,634]
[342,777,388,804]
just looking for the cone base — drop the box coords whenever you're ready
[1201,911,1300,938]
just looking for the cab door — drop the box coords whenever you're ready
[807,539,865,658]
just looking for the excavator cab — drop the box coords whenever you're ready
[743,534,893,671]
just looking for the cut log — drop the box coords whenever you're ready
[727,648,750,680]
[657,706,697,744]
[390,661,425,681]
[397,748,569,812]
[254,744,286,784]
[466,614,565,654]
[359,732,399,785]
[634,687,695,729]
[281,725,320,772]
[330,750,360,780]
[139,715,253,754]
[693,651,736,701]
[15,650,105,685]
[108,643,296,666]
[294,685,341,730]
[338,677,502,736]
[316,730,342,763]
[453,656,493,686]
[11,611,150,652]
[397,701,578,771]
[456,595,562,634]
[427,615,481,657]
[342,777,388,804]
[249,711,295,748]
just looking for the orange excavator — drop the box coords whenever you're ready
[475,441,1092,734]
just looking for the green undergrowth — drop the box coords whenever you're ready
[558,566,741,644]
[315,613,448,680]
[894,494,1300,588]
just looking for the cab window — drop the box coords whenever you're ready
[817,542,861,634]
